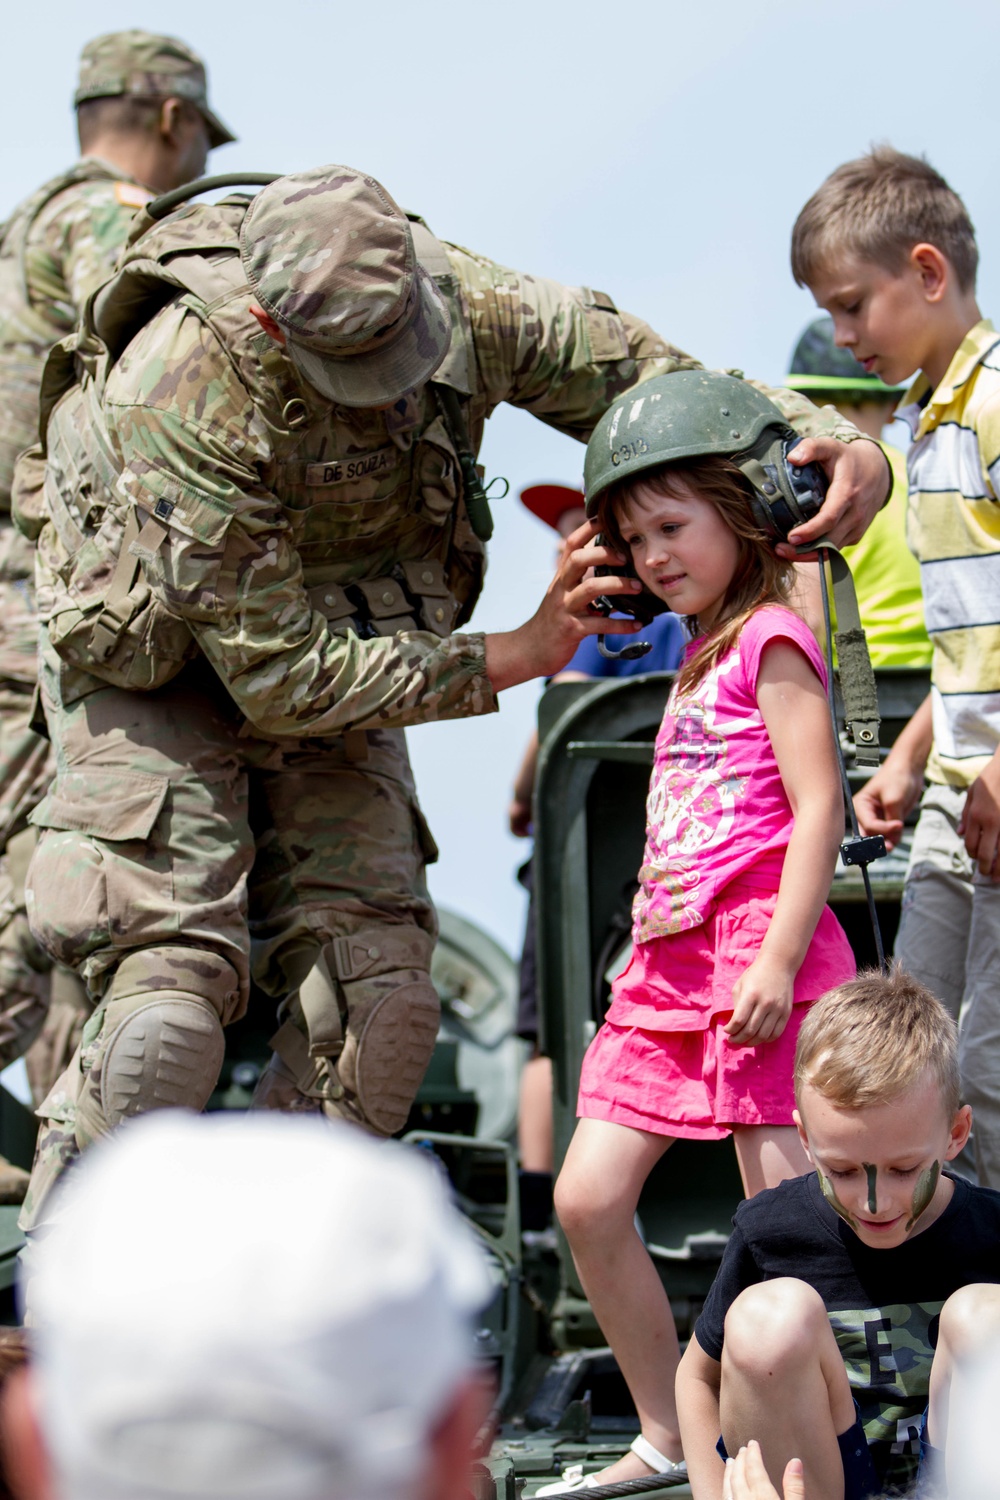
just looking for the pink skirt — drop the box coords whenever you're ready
[577,883,855,1139]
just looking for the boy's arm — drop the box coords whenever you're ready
[677,1335,726,1500]
[854,693,932,849]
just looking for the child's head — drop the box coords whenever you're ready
[791,147,980,389]
[793,967,971,1249]
[596,454,793,693]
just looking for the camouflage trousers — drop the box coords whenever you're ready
[0,518,90,1095]
[22,645,441,1230]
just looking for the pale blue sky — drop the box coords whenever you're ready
[5,0,1000,954]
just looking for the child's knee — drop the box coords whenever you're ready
[553,1160,631,1240]
[723,1278,827,1375]
[939,1284,1000,1359]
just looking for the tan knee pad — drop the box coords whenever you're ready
[75,946,238,1145]
[269,927,439,1136]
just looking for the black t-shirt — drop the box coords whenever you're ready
[695,1172,1000,1490]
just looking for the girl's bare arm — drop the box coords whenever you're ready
[725,640,845,1046]
[677,1336,726,1500]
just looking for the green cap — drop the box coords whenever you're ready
[74,30,236,150]
[240,165,452,408]
[785,316,906,398]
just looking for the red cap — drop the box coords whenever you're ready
[519,482,585,531]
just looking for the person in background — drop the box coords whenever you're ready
[784,316,931,669]
[511,484,685,1228]
[794,148,1000,1186]
[3,1113,492,1500]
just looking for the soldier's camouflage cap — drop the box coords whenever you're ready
[240,165,452,408]
[74,30,236,150]
[786,316,907,398]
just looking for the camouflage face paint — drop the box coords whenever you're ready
[863,1163,878,1215]
[818,1171,859,1231]
[905,1161,940,1232]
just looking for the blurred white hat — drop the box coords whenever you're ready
[27,1112,491,1500]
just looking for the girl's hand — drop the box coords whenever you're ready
[725,956,795,1046]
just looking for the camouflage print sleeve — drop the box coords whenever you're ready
[27,179,148,331]
[106,320,497,737]
[450,245,860,446]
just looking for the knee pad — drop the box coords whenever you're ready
[98,996,225,1126]
[271,927,439,1136]
[76,946,238,1143]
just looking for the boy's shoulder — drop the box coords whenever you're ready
[731,1172,821,1243]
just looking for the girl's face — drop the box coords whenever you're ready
[617,478,742,629]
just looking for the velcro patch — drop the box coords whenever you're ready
[114,182,153,209]
[303,447,399,486]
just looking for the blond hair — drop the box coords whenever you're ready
[794,966,960,1117]
[791,145,978,293]
[595,454,794,695]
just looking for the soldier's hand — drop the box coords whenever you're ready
[724,1443,805,1500]
[484,519,644,692]
[777,437,892,555]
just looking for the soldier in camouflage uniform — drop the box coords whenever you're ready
[16,166,891,1229]
[0,30,233,1183]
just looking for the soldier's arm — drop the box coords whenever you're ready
[28,179,147,329]
[108,344,635,735]
[455,245,891,544]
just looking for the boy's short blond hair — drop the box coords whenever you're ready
[791,145,978,293]
[794,966,961,1118]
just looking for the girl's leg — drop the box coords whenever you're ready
[732,1126,811,1197]
[554,1117,681,1478]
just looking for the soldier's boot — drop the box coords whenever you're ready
[253,926,439,1137]
[19,946,239,1233]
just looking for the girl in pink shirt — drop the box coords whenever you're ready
[543,449,855,1491]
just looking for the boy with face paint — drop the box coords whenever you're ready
[676,969,1000,1500]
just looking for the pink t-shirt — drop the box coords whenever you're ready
[631,605,828,944]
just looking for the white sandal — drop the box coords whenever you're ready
[534,1437,687,1494]
[629,1434,688,1480]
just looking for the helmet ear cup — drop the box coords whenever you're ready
[737,435,829,544]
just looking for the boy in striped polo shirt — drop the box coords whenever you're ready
[791,147,1000,1188]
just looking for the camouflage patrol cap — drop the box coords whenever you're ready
[786,316,906,398]
[74,30,236,150]
[240,165,452,408]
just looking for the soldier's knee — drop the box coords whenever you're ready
[77,946,240,1142]
[266,926,439,1137]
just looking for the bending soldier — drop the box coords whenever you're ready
[0,30,233,1191]
[15,165,890,1229]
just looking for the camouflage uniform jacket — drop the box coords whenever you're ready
[0,159,148,684]
[26,197,859,738]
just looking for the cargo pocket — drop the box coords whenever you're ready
[27,770,173,967]
[410,416,460,526]
[580,289,630,362]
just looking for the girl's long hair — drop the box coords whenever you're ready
[595,454,795,696]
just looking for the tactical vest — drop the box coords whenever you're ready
[17,196,487,696]
[0,160,130,509]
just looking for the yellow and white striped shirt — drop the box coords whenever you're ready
[901,318,1000,787]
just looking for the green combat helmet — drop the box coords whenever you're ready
[584,369,827,546]
[583,369,883,769]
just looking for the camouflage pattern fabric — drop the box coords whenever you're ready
[20,641,437,1229]
[0,161,149,508]
[21,180,863,1224]
[0,165,147,1146]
